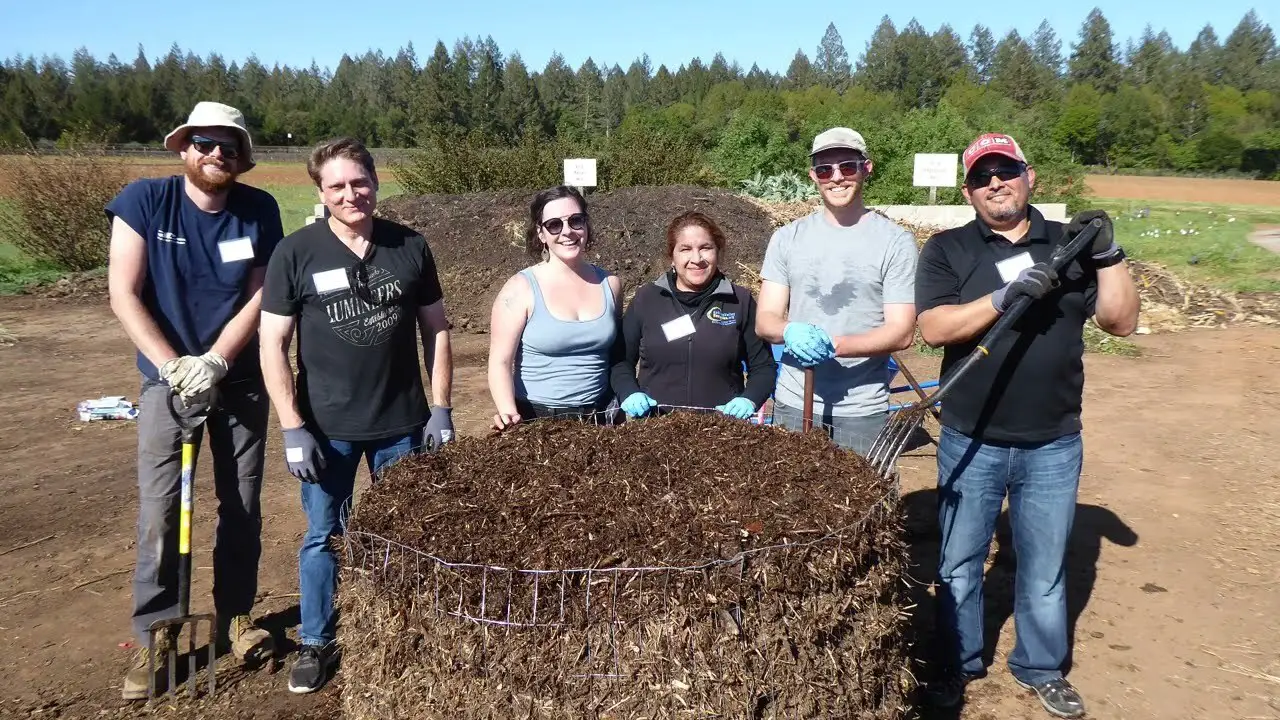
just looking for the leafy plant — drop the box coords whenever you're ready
[739,171,818,202]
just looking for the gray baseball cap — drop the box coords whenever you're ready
[810,127,868,156]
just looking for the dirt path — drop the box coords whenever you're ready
[1250,225,1280,255]
[1087,174,1280,206]
[0,296,1277,719]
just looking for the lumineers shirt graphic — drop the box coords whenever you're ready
[319,265,405,347]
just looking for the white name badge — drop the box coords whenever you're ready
[661,314,696,342]
[996,252,1035,283]
[312,268,350,294]
[217,237,255,263]
[286,447,304,463]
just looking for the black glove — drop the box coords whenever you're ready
[990,263,1058,313]
[283,425,326,483]
[1067,210,1118,260]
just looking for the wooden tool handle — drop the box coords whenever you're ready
[802,367,814,432]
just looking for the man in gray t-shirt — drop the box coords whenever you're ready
[755,127,918,454]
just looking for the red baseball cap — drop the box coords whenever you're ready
[962,133,1027,175]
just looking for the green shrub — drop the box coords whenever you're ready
[0,149,132,271]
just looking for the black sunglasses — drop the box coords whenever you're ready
[813,160,865,181]
[346,258,394,307]
[190,134,241,160]
[540,212,588,235]
[966,163,1026,188]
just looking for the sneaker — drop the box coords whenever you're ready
[121,632,175,700]
[228,614,274,664]
[924,670,984,708]
[1013,676,1087,718]
[288,643,336,694]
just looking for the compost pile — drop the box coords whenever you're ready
[340,412,911,720]
[376,186,778,331]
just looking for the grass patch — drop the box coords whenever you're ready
[1084,323,1141,356]
[1097,200,1280,293]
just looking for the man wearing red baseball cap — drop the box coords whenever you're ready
[914,132,1140,718]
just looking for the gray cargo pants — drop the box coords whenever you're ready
[132,376,268,645]
[771,402,887,456]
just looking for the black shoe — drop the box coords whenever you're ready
[1013,676,1086,718]
[288,643,336,694]
[924,670,984,708]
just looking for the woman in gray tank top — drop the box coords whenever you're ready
[487,186,622,429]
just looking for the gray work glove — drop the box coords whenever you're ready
[990,262,1058,313]
[283,425,325,483]
[423,406,454,452]
[165,352,229,400]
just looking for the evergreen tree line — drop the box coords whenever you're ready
[2,7,1278,182]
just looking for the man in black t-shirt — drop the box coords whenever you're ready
[259,137,455,695]
[914,133,1139,719]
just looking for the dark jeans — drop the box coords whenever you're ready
[771,402,887,456]
[934,425,1083,685]
[515,395,619,424]
[132,376,268,645]
[298,431,419,647]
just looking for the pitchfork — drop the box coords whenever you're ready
[864,218,1106,479]
[146,388,219,700]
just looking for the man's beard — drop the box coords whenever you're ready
[185,158,236,194]
[987,203,1023,222]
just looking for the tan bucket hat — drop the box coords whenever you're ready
[163,101,256,170]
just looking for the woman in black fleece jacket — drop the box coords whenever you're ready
[610,211,777,419]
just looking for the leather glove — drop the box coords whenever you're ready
[991,263,1058,313]
[282,425,326,483]
[621,392,658,418]
[167,351,229,398]
[1067,210,1119,261]
[715,396,756,420]
[423,406,454,452]
[782,322,836,367]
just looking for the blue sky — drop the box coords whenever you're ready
[5,0,1273,74]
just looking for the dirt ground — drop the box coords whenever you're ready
[1087,175,1280,206]
[1,293,1278,720]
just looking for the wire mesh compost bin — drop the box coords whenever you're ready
[339,412,912,719]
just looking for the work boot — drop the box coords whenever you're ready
[228,614,274,664]
[121,631,175,700]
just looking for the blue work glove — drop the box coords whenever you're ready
[423,406,454,452]
[621,392,658,418]
[782,322,836,367]
[716,397,756,420]
[990,262,1058,313]
[282,425,325,484]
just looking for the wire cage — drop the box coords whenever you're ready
[338,407,912,720]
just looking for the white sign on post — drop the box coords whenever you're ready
[563,158,598,188]
[913,153,959,188]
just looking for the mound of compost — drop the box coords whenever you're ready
[376,186,781,332]
[339,412,911,720]
[353,412,890,568]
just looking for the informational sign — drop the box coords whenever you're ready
[563,158,598,188]
[912,153,959,188]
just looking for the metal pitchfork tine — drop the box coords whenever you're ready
[867,218,1107,480]
[147,387,220,700]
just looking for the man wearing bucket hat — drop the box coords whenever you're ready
[106,101,282,699]
[754,127,919,455]
[915,132,1139,718]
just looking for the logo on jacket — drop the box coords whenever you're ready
[706,307,737,325]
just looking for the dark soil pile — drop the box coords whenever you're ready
[376,186,780,332]
[339,413,911,720]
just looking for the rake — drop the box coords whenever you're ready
[146,388,219,700]
[864,218,1105,479]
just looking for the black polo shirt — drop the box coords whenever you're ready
[915,207,1098,443]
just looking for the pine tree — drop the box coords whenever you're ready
[814,22,852,90]
[1069,8,1122,92]
[968,25,996,84]
[858,16,900,92]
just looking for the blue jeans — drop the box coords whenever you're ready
[298,431,419,647]
[934,425,1082,685]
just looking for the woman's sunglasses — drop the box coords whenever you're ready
[812,160,865,181]
[190,134,241,160]
[966,163,1027,188]
[540,213,588,236]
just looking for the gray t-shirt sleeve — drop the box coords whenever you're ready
[883,229,919,304]
[759,225,791,286]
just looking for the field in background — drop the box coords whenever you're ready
[1086,175,1280,206]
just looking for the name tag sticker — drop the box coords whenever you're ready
[217,237,255,263]
[312,268,349,294]
[286,447,304,463]
[996,252,1035,283]
[661,314,696,342]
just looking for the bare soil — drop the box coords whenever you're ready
[0,295,1277,720]
[1087,174,1280,206]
